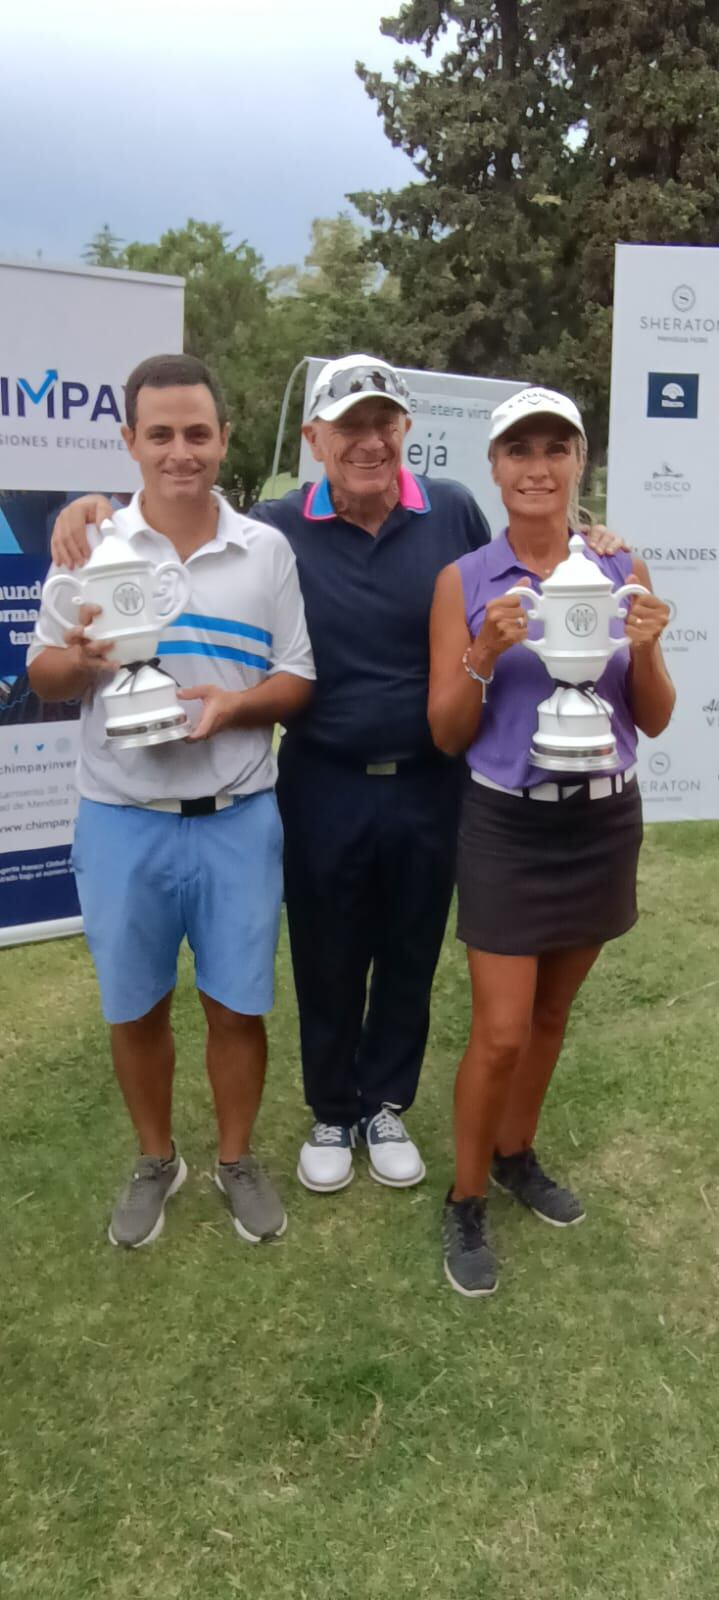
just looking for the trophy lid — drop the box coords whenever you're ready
[541,531,613,595]
[84,520,150,573]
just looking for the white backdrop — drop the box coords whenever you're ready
[298,359,525,534]
[607,243,718,822]
[0,261,184,946]
[0,261,184,490]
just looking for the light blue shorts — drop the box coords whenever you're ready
[71,792,284,1024]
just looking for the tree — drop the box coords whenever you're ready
[353,0,719,447]
[271,213,397,355]
[82,224,125,267]
[90,216,400,502]
[124,221,282,507]
[267,215,400,480]
[352,4,576,374]
[538,0,719,440]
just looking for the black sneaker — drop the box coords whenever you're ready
[490,1148,585,1227]
[442,1191,498,1298]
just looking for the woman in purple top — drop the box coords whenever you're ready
[428,387,674,1299]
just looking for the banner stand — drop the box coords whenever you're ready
[0,915,82,950]
[607,243,715,822]
[0,259,184,947]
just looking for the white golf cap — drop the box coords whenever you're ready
[308,354,412,423]
[489,387,586,445]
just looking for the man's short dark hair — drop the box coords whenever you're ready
[124,353,227,430]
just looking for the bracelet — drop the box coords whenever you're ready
[462,646,494,686]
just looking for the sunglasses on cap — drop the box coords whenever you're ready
[309,365,410,417]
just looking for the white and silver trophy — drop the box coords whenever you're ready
[42,520,191,749]
[505,534,649,773]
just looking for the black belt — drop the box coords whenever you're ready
[182,796,221,816]
[142,794,235,816]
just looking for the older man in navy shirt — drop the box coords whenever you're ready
[251,357,490,1193]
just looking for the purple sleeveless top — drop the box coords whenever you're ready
[456,532,638,789]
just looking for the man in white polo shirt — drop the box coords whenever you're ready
[28,354,315,1250]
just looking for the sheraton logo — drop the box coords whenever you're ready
[641,750,701,796]
[640,285,719,344]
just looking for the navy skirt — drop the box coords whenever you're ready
[456,776,643,955]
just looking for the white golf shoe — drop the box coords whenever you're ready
[358,1106,426,1188]
[297,1122,355,1192]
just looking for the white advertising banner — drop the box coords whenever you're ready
[607,243,718,822]
[298,359,525,534]
[0,261,184,490]
[0,261,184,946]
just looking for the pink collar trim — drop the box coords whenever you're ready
[303,469,431,521]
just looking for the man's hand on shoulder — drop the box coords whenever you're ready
[51,494,114,568]
[584,524,629,557]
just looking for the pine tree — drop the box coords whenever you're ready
[353,0,719,443]
[82,225,126,267]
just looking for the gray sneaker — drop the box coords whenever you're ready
[490,1148,586,1227]
[214,1155,287,1242]
[109,1149,187,1248]
[442,1191,498,1298]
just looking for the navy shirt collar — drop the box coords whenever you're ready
[303,468,431,522]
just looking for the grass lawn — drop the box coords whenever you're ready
[3,821,719,1599]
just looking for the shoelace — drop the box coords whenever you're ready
[453,1197,489,1252]
[221,1160,257,1184]
[371,1107,404,1141]
[124,1162,165,1209]
[131,1158,168,1185]
[313,1123,346,1145]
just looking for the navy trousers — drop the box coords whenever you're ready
[276,738,461,1126]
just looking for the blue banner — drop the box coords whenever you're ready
[0,490,82,939]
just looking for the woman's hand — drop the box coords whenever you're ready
[468,578,532,669]
[624,578,670,652]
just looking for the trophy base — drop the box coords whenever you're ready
[531,685,618,774]
[102,662,190,750]
[530,740,618,774]
[107,715,190,750]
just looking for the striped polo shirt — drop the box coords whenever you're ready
[27,491,315,805]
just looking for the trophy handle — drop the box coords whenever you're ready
[608,582,651,654]
[504,584,545,655]
[42,571,84,631]
[153,561,191,625]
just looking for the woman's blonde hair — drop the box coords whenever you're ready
[570,433,590,532]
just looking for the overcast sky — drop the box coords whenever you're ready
[1,0,432,271]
